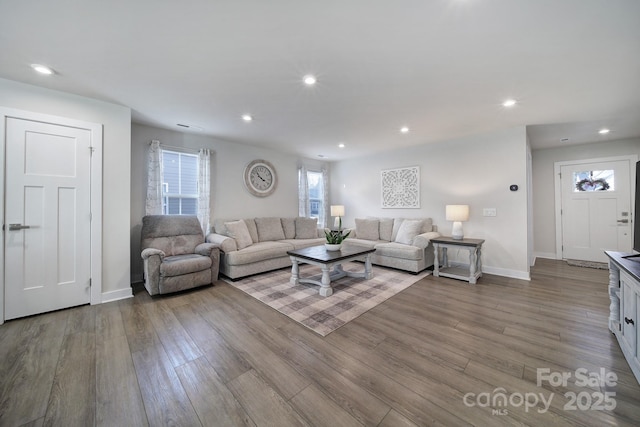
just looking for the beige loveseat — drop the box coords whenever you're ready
[206,217,325,279]
[342,217,440,273]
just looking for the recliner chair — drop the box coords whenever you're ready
[140,215,219,295]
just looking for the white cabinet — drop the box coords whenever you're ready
[607,251,640,384]
[620,271,639,362]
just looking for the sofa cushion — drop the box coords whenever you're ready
[355,218,380,240]
[244,219,259,243]
[421,218,434,233]
[395,219,424,245]
[224,241,291,266]
[282,238,325,250]
[160,254,213,277]
[295,217,318,239]
[224,220,253,250]
[374,242,423,261]
[379,218,394,241]
[255,217,286,242]
[343,238,378,250]
[281,218,296,239]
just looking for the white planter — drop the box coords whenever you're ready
[324,243,342,251]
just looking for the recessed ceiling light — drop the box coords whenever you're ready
[400,126,410,134]
[599,128,610,135]
[241,114,253,122]
[31,64,54,75]
[338,143,345,148]
[502,99,517,107]
[303,75,317,86]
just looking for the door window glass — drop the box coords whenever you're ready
[573,170,614,192]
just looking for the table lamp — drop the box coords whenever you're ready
[330,205,345,229]
[446,205,469,240]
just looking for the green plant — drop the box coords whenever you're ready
[324,229,351,244]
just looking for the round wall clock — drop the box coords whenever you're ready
[244,159,277,197]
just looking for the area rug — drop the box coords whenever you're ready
[566,259,608,270]
[224,263,430,336]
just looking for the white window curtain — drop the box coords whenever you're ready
[197,148,211,235]
[320,167,329,228]
[145,140,163,215]
[298,165,309,217]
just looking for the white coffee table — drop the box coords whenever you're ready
[287,245,376,296]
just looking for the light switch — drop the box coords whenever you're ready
[483,208,497,217]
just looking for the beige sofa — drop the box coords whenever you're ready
[206,216,439,280]
[342,217,440,273]
[206,217,325,279]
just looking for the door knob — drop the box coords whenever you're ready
[8,224,31,231]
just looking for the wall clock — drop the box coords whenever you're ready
[244,159,277,197]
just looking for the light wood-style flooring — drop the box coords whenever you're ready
[1,259,640,426]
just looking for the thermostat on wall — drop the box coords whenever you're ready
[510,184,518,191]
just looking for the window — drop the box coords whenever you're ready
[573,170,615,192]
[162,150,199,215]
[307,170,325,225]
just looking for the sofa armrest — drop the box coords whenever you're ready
[141,247,165,260]
[206,233,238,253]
[413,231,441,249]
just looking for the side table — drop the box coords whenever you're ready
[432,236,485,284]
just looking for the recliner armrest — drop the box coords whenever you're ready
[141,247,165,260]
[195,242,219,257]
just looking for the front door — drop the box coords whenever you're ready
[4,117,92,320]
[560,158,633,263]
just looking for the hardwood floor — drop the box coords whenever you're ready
[1,259,640,426]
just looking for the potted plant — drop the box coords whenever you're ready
[324,228,351,251]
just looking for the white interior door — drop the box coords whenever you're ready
[4,117,92,320]
[560,159,633,263]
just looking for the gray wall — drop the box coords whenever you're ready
[531,137,640,259]
[0,77,132,297]
[131,123,327,281]
[331,126,531,279]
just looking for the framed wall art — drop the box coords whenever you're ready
[381,166,420,208]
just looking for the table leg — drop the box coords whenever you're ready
[319,265,333,296]
[364,254,373,279]
[442,247,449,268]
[433,243,440,276]
[289,256,299,285]
[469,248,477,284]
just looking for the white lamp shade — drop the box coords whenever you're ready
[330,205,345,217]
[446,205,469,222]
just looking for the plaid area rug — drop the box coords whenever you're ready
[224,263,430,336]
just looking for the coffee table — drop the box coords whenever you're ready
[287,245,376,296]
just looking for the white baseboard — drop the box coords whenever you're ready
[533,252,558,262]
[101,287,133,304]
[482,265,531,281]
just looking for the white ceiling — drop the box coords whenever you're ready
[1,0,639,160]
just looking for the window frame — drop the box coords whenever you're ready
[161,149,199,215]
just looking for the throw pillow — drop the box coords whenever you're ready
[395,219,424,245]
[255,217,286,242]
[355,218,380,241]
[224,220,253,250]
[243,219,259,243]
[295,217,318,239]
